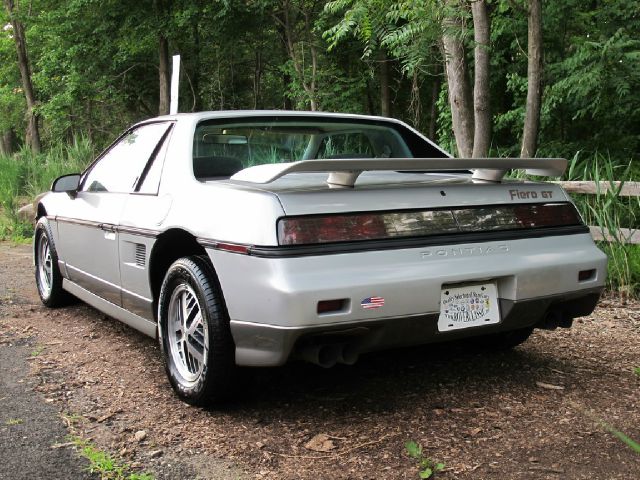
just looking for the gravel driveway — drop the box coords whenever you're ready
[0,242,638,479]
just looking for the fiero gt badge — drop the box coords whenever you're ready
[509,189,553,200]
[361,296,385,310]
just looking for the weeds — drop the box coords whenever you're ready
[0,137,94,240]
[566,152,640,297]
[70,436,154,480]
[30,345,44,357]
[634,367,640,377]
[5,418,23,425]
[405,441,445,479]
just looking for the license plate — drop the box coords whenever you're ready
[437,282,500,332]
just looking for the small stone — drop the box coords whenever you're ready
[147,449,163,459]
[304,434,335,452]
[134,430,147,442]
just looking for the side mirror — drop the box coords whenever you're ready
[51,173,81,197]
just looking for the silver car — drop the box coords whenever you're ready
[34,111,607,405]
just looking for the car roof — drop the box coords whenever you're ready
[145,110,411,124]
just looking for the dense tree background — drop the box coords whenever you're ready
[1,0,638,162]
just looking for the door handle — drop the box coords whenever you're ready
[99,223,117,233]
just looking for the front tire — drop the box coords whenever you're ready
[157,256,236,405]
[34,217,71,307]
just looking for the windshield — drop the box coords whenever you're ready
[192,117,442,180]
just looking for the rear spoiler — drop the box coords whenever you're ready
[230,157,567,187]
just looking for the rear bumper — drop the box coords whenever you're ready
[228,287,602,366]
[207,232,607,366]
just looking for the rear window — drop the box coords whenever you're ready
[191,117,445,180]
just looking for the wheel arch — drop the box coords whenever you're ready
[36,203,47,220]
[148,228,211,319]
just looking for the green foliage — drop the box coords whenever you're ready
[566,153,640,297]
[405,441,445,479]
[71,437,154,480]
[0,136,94,240]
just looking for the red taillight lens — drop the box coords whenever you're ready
[513,203,582,228]
[454,203,582,232]
[277,203,582,246]
[278,213,387,244]
[278,210,459,245]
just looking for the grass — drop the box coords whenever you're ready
[70,436,154,480]
[0,137,94,240]
[5,418,23,426]
[564,152,640,297]
[30,345,44,357]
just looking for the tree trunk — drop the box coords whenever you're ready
[158,35,170,115]
[253,50,262,109]
[4,0,40,153]
[442,3,474,158]
[428,72,441,140]
[520,0,543,158]
[379,51,391,117]
[275,3,318,111]
[471,0,491,158]
[409,71,421,128]
[0,129,17,156]
[191,9,202,111]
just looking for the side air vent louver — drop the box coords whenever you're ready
[135,244,146,267]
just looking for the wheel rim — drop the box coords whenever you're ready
[37,234,53,298]
[167,284,209,383]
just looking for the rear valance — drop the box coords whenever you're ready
[229,158,567,187]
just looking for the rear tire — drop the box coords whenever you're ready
[157,255,236,405]
[34,217,72,307]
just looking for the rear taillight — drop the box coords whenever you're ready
[277,202,582,246]
[454,202,582,231]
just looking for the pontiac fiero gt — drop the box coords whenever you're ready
[34,111,607,404]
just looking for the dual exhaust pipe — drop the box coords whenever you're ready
[298,343,360,368]
[299,309,573,367]
[539,310,573,330]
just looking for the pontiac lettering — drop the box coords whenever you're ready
[509,189,553,200]
[421,244,509,259]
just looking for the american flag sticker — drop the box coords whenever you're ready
[361,296,385,309]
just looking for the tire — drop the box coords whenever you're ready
[157,255,237,405]
[34,217,72,307]
[473,327,534,350]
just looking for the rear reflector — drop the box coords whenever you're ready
[578,269,596,281]
[215,242,251,254]
[317,299,347,314]
[278,202,582,246]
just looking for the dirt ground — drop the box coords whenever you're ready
[0,242,638,480]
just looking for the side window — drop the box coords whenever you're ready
[83,123,170,193]
[138,126,172,194]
